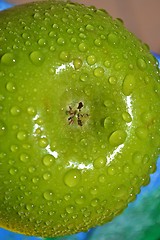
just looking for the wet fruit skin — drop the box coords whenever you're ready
[0,0,160,238]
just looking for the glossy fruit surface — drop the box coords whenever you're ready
[0,0,160,237]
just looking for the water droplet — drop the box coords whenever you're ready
[38,137,48,148]
[94,38,102,47]
[22,32,29,39]
[135,127,148,139]
[94,67,104,77]
[86,55,96,65]
[109,130,126,147]
[91,198,99,207]
[114,185,127,197]
[98,174,106,183]
[67,28,74,34]
[20,153,29,162]
[33,12,41,19]
[132,152,142,164]
[86,24,94,31]
[17,131,27,141]
[29,51,44,65]
[43,191,54,200]
[9,167,18,175]
[93,157,106,169]
[71,37,77,44]
[78,43,87,52]
[6,81,16,92]
[27,106,36,116]
[28,166,36,173]
[108,33,119,45]
[104,60,111,68]
[43,172,51,180]
[59,51,70,62]
[122,74,135,96]
[32,177,39,184]
[90,187,98,195]
[107,166,115,175]
[80,73,88,82]
[122,112,132,123]
[66,205,74,214]
[104,99,114,107]
[137,58,146,70]
[73,59,82,69]
[1,53,16,65]
[43,154,55,166]
[57,37,65,45]
[79,33,86,39]
[38,38,47,46]
[10,144,18,152]
[75,195,85,205]
[64,169,81,187]
[0,120,6,136]
[10,106,21,116]
[108,76,117,85]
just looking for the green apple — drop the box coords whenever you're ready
[0,0,160,238]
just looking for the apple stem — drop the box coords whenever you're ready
[67,102,89,126]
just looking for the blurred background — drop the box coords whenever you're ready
[2,0,160,54]
[0,1,160,240]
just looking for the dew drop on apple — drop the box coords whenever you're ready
[80,73,88,82]
[108,76,117,85]
[66,205,74,214]
[59,51,70,62]
[73,58,82,69]
[137,58,147,70]
[86,55,96,65]
[113,185,127,197]
[94,38,102,47]
[57,37,65,45]
[107,32,119,45]
[132,152,142,164]
[78,42,87,52]
[20,153,29,163]
[122,74,136,96]
[122,112,132,123]
[43,191,54,200]
[28,166,36,173]
[107,166,116,175]
[109,129,127,147]
[10,106,21,116]
[1,53,16,65]
[135,127,148,139]
[17,131,27,141]
[27,106,36,116]
[29,51,45,65]
[43,172,51,180]
[91,198,99,207]
[93,67,104,77]
[9,167,18,175]
[38,38,47,46]
[86,24,94,31]
[10,144,18,152]
[93,156,106,169]
[90,187,98,195]
[6,81,16,92]
[75,195,85,205]
[38,137,48,148]
[98,174,106,183]
[42,154,55,166]
[0,120,6,136]
[63,169,81,187]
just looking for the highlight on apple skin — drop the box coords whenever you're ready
[0,0,160,237]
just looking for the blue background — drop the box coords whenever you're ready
[0,1,160,240]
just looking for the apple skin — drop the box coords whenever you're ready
[0,0,160,237]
